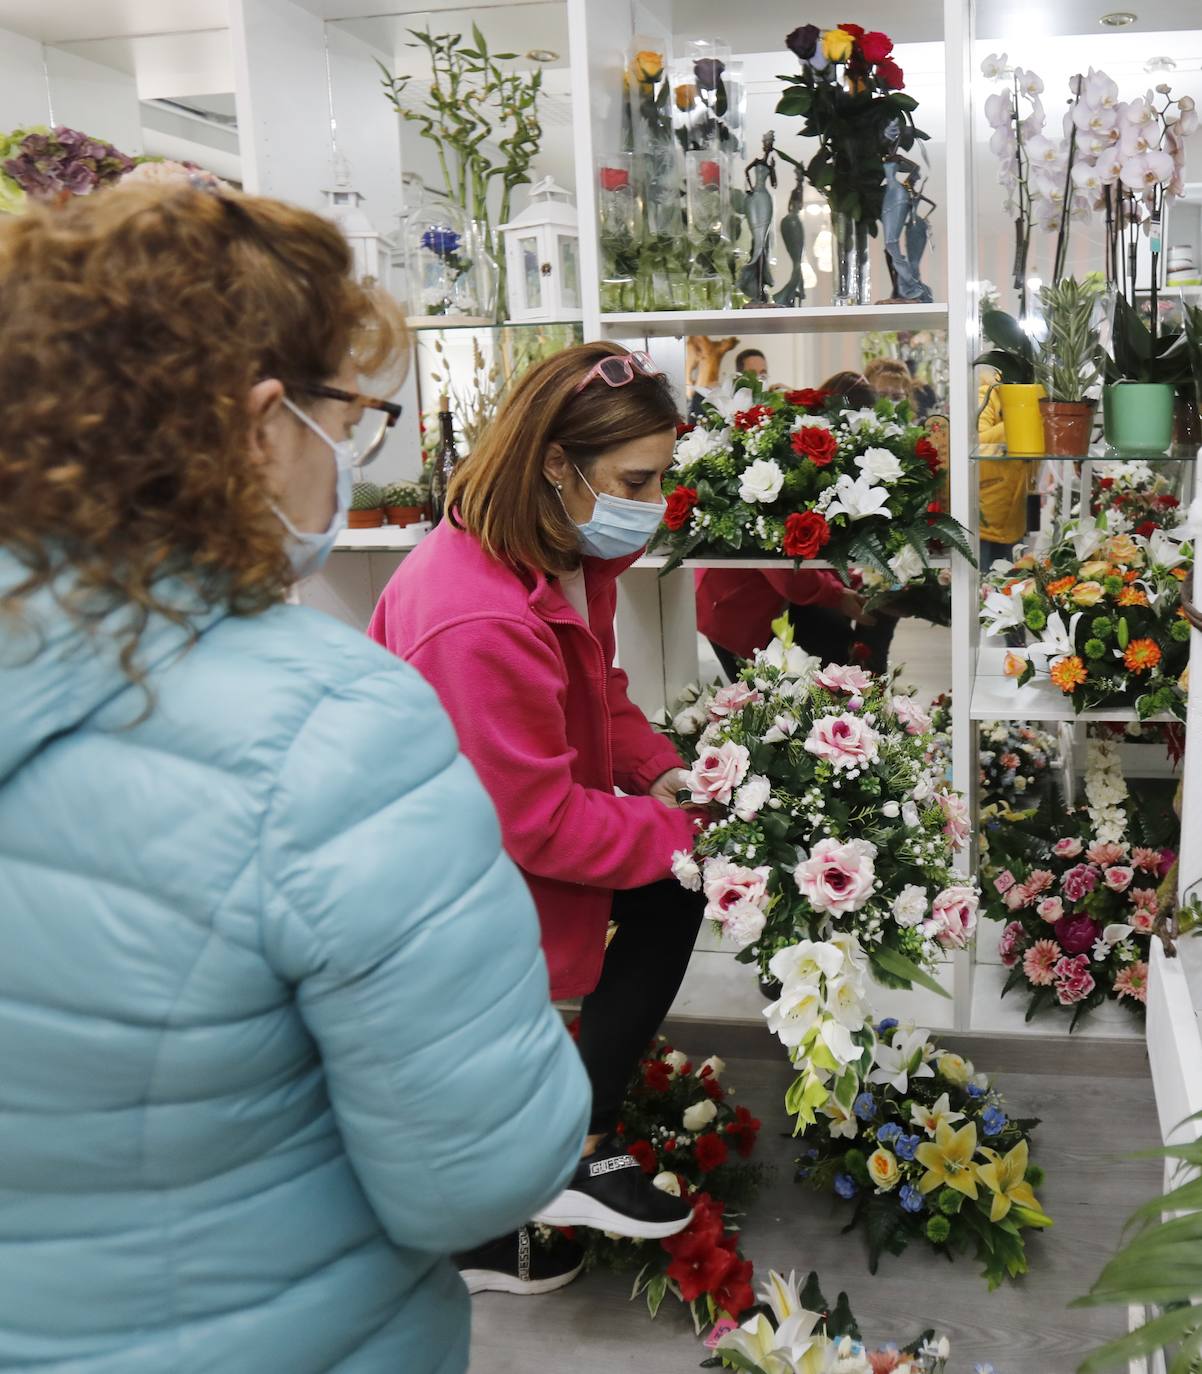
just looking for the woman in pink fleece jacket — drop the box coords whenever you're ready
[369,343,704,1289]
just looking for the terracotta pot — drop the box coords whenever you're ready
[348,508,384,528]
[385,505,424,527]
[998,383,1046,455]
[1038,399,1096,457]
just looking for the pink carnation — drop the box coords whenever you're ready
[999,920,1027,967]
[1086,840,1127,868]
[685,740,750,806]
[1114,960,1149,1004]
[1023,940,1062,986]
[891,695,932,736]
[816,663,873,695]
[1103,865,1134,893]
[1053,953,1096,1006]
[794,837,876,916]
[1024,869,1055,897]
[1131,846,1162,873]
[804,712,881,771]
[994,870,1016,894]
[936,790,970,850]
[928,885,979,949]
[1036,896,1064,924]
[1062,863,1101,903]
[1053,837,1084,859]
[707,681,762,721]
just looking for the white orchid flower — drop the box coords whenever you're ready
[1121,149,1174,190]
[984,91,1012,129]
[980,587,1026,638]
[704,381,754,422]
[868,1027,936,1093]
[1073,519,1108,561]
[1014,66,1045,98]
[1027,609,1083,668]
[1085,67,1119,110]
[824,474,892,522]
[980,52,1010,81]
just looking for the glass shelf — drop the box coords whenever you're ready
[408,318,585,333]
[600,303,949,338]
[970,448,1198,462]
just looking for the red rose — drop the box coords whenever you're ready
[643,1059,672,1092]
[599,166,629,191]
[724,1104,761,1159]
[782,510,832,559]
[627,1138,657,1173]
[876,57,904,88]
[860,30,893,62]
[926,498,943,523]
[791,425,839,466]
[915,436,940,473]
[711,1257,756,1318]
[839,22,866,38]
[695,1131,729,1173]
[850,640,873,665]
[1097,477,1114,490]
[699,159,721,188]
[1159,494,1180,508]
[663,1137,676,1151]
[1136,520,1158,538]
[663,486,699,532]
[675,420,695,438]
[734,403,773,430]
[784,387,828,409]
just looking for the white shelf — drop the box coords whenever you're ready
[333,524,429,553]
[971,646,1179,723]
[970,961,1144,1040]
[599,303,950,339]
[633,555,952,571]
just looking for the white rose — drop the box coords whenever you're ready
[733,774,772,821]
[697,1055,725,1081]
[888,543,925,583]
[855,446,904,486]
[671,850,702,891]
[663,1050,689,1075]
[674,425,730,466]
[881,800,900,818]
[682,1099,718,1133]
[722,897,767,949]
[671,703,707,736]
[652,1170,682,1196]
[739,458,785,504]
[893,884,929,927]
[791,414,833,431]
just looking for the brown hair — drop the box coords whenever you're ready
[0,181,407,678]
[865,357,914,400]
[820,370,877,411]
[449,341,679,576]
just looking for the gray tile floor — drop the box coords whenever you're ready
[469,1047,1161,1374]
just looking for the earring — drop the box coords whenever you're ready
[555,481,563,491]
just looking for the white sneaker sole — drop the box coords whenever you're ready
[462,1259,584,1296]
[531,1190,692,1239]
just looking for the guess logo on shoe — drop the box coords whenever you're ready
[586,1154,639,1178]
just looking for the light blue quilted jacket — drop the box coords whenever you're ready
[0,556,589,1374]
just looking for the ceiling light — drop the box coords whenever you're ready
[1099,11,1137,26]
[525,48,559,62]
[1144,55,1176,72]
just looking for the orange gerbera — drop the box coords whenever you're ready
[1117,587,1149,607]
[1050,656,1088,692]
[1124,638,1162,673]
[1124,569,1140,583]
[1172,566,1188,581]
[1046,576,1077,596]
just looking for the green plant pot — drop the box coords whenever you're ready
[1102,382,1175,455]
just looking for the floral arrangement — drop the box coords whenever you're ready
[977,720,1059,816]
[543,1034,764,1332]
[776,24,927,230]
[979,514,1192,719]
[703,1268,951,1373]
[796,1022,1051,1288]
[651,376,972,578]
[982,742,1172,1028]
[0,125,134,214]
[1091,464,1184,535]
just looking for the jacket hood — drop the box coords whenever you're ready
[0,551,225,786]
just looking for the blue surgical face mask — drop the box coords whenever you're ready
[570,464,666,560]
[276,397,358,579]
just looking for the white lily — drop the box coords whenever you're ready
[770,939,845,990]
[824,474,892,523]
[819,1098,860,1140]
[704,380,754,423]
[1146,526,1189,571]
[910,1091,966,1136]
[762,1269,806,1325]
[761,637,820,680]
[1026,609,1083,669]
[717,1309,829,1374]
[763,983,823,1049]
[1072,519,1108,561]
[819,1015,858,1067]
[868,1026,936,1093]
[980,586,1026,638]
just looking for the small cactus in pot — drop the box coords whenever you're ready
[349,480,385,528]
[382,481,428,527]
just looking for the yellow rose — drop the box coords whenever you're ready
[1107,534,1143,566]
[1071,580,1105,606]
[868,1147,900,1191]
[1003,650,1028,678]
[822,27,856,63]
[936,1052,972,1086]
[674,82,697,110]
[631,49,663,84]
[1079,560,1109,581]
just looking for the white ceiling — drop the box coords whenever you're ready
[0,0,227,43]
[331,3,568,71]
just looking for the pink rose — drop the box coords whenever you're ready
[1103,865,1134,893]
[794,837,876,916]
[816,663,873,695]
[994,869,1016,894]
[999,920,1027,968]
[702,858,771,922]
[1129,909,1156,932]
[720,898,768,949]
[936,790,970,851]
[1053,953,1096,1005]
[707,681,762,721]
[1131,846,1162,873]
[1053,914,1101,956]
[891,695,932,736]
[1061,863,1101,904]
[804,712,881,771]
[928,885,979,949]
[1004,884,1031,910]
[1024,869,1054,897]
[1053,837,1084,859]
[1036,896,1064,924]
[1086,840,1127,868]
[685,740,750,805]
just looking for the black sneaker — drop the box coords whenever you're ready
[531,1138,693,1239]
[456,1225,584,1296]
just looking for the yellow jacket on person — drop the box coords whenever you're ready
[977,373,1031,544]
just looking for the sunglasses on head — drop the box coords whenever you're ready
[573,350,663,395]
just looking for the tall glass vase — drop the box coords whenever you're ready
[832,208,871,307]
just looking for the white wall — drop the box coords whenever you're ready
[0,25,50,128]
[43,45,142,153]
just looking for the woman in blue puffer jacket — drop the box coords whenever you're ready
[0,182,589,1373]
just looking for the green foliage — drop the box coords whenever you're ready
[350,481,384,511]
[1107,293,1192,385]
[974,308,1036,384]
[1035,277,1106,402]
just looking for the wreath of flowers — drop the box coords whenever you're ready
[979,514,1192,719]
[539,1034,764,1333]
[703,1268,951,1374]
[650,376,972,578]
[795,1023,1050,1290]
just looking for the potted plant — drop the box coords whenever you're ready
[1104,294,1191,454]
[1033,277,1105,457]
[382,482,426,527]
[349,481,385,529]
[974,307,1045,455]
[1185,301,1202,435]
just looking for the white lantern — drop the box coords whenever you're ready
[322,156,395,290]
[498,176,582,323]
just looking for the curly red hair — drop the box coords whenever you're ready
[0,182,407,677]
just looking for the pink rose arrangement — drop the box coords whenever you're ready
[804,712,881,771]
[685,740,750,806]
[794,838,876,917]
[702,859,772,947]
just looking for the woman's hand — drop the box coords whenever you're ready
[649,767,691,809]
[837,588,876,626]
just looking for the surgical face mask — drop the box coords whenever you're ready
[570,464,666,560]
[275,397,358,579]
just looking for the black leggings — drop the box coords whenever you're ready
[710,601,897,682]
[575,878,704,1135]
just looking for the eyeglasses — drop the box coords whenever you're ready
[292,382,403,466]
[573,350,663,395]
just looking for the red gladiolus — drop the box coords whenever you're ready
[724,1104,761,1159]
[711,1257,756,1318]
[665,1235,736,1303]
[699,159,721,188]
[876,57,904,88]
[702,1075,725,1102]
[915,436,940,473]
[860,30,893,62]
[784,387,828,409]
[599,166,630,191]
[663,486,699,532]
[734,403,774,430]
[628,1138,657,1174]
[1159,494,1180,508]
[644,1059,672,1092]
[783,510,832,559]
[791,425,839,465]
[695,1131,729,1173]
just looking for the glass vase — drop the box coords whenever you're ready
[406,203,495,325]
[832,207,872,307]
[597,153,638,316]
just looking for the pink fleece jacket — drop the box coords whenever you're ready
[695,568,849,660]
[368,520,695,998]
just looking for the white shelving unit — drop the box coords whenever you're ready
[598,303,950,338]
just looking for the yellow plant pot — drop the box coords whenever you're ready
[998,384,1046,456]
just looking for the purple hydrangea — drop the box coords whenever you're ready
[3,125,134,201]
[834,1171,858,1200]
[899,1183,925,1213]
